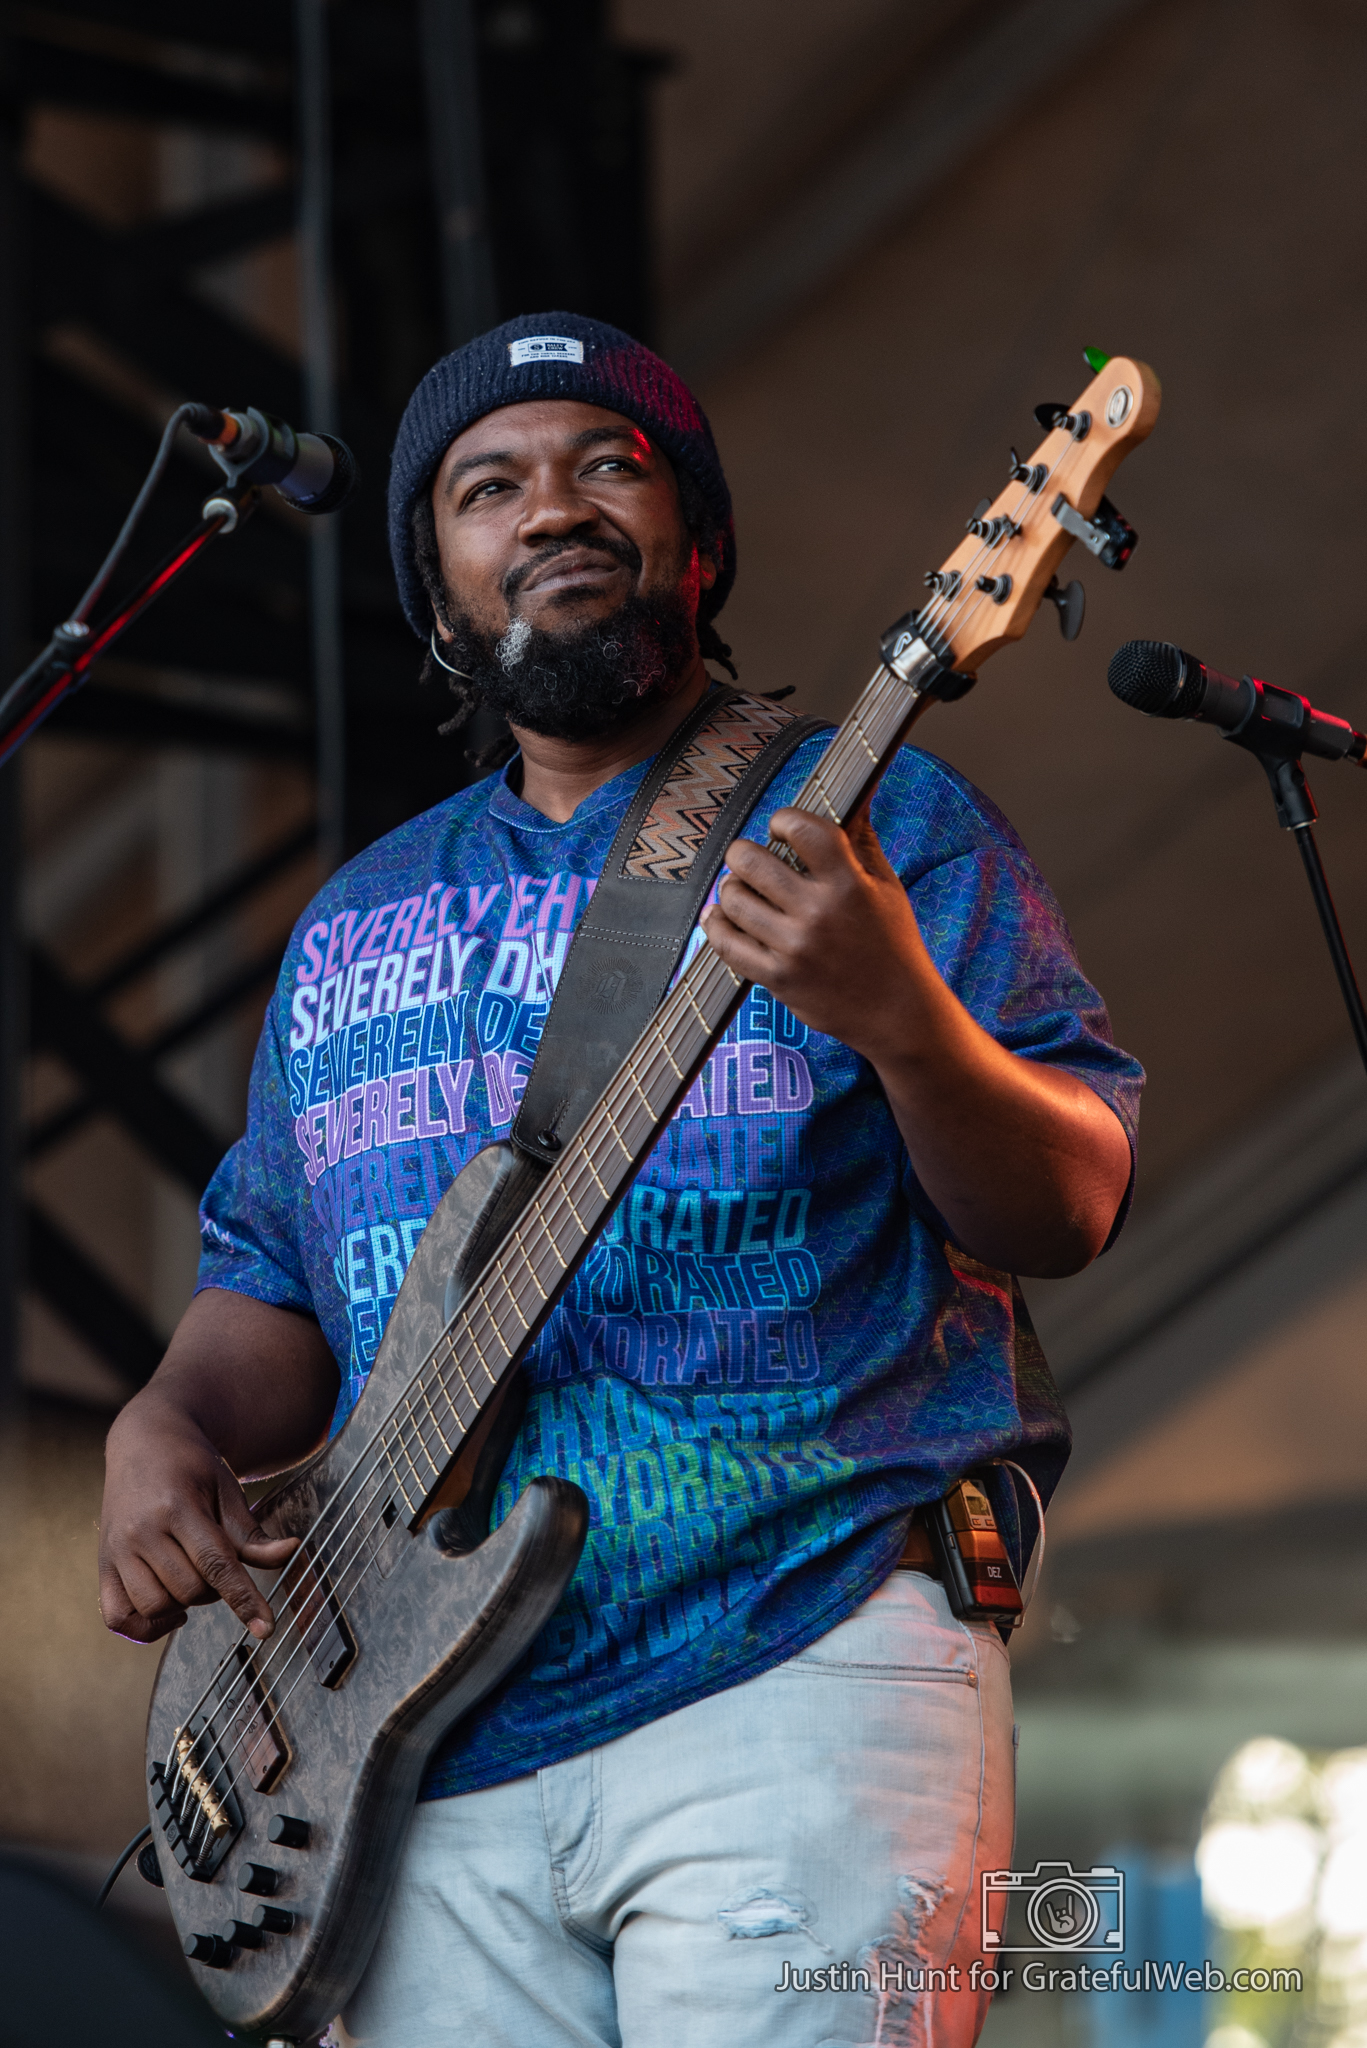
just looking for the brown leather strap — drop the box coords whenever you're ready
[511,688,826,1165]
[897,1517,941,1576]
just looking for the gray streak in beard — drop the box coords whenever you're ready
[497,615,533,673]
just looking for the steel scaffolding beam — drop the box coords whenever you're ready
[2,0,658,1399]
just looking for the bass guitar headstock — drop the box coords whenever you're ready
[884,352,1161,682]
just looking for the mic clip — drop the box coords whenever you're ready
[1050,493,1137,571]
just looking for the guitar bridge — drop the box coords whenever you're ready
[149,1715,242,1881]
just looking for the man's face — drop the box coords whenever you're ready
[427,399,718,741]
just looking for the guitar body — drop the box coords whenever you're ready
[146,1142,588,2039]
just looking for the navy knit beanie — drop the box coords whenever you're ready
[387,310,735,638]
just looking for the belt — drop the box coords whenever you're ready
[896,1517,941,1578]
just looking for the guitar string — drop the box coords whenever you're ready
[164,403,1110,1830]
[199,648,983,1800]
[163,1349,487,1771]
[169,614,1003,1816]
[914,452,1051,641]
[166,924,753,1798]
[916,421,1090,657]
[167,1177,593,1836]
[284,398,1112,1612]
[178,562,1083,1828]
[918,480,1034,639]
[169,1057,670,1794]
[171,1209,579,1844]
[173,940,755,1837]
[166,418,1117,1857]
[171,639,985,1826]
[215,944,759,1793]
[168,665,918,1789]
[159,959,717,1770]
[195,870,890,1830]
[923,398,1108,656]
[164,1188,572,1829]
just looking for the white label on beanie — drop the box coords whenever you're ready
[508,334,584,366]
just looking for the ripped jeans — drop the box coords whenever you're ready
[337,1569,1014,2048]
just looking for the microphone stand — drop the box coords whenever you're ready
[1252,747,1367,1076]
[0,483,258,768]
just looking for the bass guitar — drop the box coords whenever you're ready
[146,351,1159,2040]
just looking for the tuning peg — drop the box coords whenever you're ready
[923,569,962,598]
[975,574,1012,603]
[1033,403,1091,441]
[1043,577,1085,641]
[965,497,992,530]
[1007,447,1048,492]
[967,514,1021,544]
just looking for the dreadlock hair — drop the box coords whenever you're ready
[410,465,737,763]
[673,467,738,680]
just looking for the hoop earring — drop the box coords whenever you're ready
[429,627,473,680]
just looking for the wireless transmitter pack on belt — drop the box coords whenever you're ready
[901,1477,1025,1623]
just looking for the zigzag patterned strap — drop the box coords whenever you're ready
[511,687,827,1164]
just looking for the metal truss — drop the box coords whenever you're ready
[0,0,657,1395]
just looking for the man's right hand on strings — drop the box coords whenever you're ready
[98,1287,338,1644]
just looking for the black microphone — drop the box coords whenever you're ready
[183,403,357,514]
[1108,639,1367,766]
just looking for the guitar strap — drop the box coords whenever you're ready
[511,686,827,1168]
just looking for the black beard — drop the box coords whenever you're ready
[438,562,698,743]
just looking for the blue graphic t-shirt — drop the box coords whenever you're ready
[197,731,1142,1797]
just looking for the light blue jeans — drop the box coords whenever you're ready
[336,1569,1014,2048]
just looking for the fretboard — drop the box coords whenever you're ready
[370,645,942,1526]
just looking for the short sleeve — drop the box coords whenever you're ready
[871,747,1143,1242]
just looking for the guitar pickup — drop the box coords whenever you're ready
[292,1545,359,1690]
[315,1613,358,1688]
[1050,493,1137,570]
[219,1642,290,1791]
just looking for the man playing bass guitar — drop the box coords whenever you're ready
[99,312,1139,2048]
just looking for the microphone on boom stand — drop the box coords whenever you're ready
[0,401,358,766]
[1107,636,1367,1076]
[184,403,358,516]
[1107,638,1367,766]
